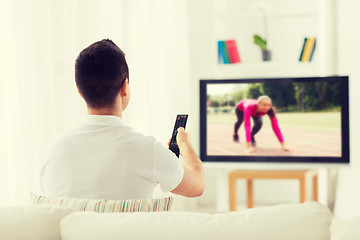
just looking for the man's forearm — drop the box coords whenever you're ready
[180,142,203,172]
[181,143,205,196]
[173,127,205,197]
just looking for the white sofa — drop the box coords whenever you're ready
[0,201,358,240]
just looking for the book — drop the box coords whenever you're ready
[225,39,241,63]
[308,38,316,61]
[299,37,316,62]
[218,40,231,64]
[299,38,307,61]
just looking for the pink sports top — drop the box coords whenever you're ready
[237,99,284,143]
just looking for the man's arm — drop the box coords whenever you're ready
[171,127,205,197]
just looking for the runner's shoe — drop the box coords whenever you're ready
[233,134,239,142]
[251,135,256,147]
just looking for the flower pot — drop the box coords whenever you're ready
[262,49,271,61]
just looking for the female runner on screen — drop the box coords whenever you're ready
[233,96,289,153]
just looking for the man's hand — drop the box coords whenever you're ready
[176,127,189,142]
[168,128,191,157]
[176,127,191,156]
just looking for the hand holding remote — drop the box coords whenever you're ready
[169,114,188,157]
[168,116,205,197]
[176,127,187,143]
[176,127,191,157]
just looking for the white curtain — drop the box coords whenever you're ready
[0,0,191,206]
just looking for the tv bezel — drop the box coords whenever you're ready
[199,76,350,164]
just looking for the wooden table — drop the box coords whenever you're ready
[229,169,319,211]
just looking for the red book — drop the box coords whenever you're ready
[225,40,241,63]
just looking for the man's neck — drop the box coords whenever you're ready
[87,107,122,119]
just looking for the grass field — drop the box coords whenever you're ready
[207,112,341,133]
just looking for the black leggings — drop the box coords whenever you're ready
[234,108,263,142]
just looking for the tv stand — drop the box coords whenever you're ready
[228,169,319,211]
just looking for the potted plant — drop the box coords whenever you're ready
[252,2,271,61]
[254,34,271,61]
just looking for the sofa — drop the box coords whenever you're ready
[0,201,358,240]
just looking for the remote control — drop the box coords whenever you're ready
[169,114,188,158]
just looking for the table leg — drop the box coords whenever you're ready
[299,177,307,203]
[229,175,237,211]
[313,174,318,201]
[247,179,254,208]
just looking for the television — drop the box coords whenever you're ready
[199,76,349,164]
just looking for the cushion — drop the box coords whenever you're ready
[340,216,360,240]
[60,201,332,240]
[0,205,72,240]
[30,193,173,212]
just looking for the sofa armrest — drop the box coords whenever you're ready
[0,205,72,240]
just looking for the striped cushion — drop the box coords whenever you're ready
[30,193,174,212]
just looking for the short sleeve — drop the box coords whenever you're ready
[153,140,184,192]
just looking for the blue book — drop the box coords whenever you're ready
[218,41,231,64]
[309,38,316,62]
[218,41,224,64]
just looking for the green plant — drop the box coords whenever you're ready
[253,34,267,50]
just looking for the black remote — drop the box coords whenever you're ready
[169,114,188,158]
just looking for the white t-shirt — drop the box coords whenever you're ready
[39,115,184,200]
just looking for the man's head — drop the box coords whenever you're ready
[75,39,129,110]
[257,95,272,113]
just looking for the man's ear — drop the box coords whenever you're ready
[76,86,83,98]
[120,79,129,97]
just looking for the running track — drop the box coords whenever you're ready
[207,122,341,156]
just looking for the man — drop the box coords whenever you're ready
[40,39,204,200]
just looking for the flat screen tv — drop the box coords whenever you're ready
[199,76,349,164]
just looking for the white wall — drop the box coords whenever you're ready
[334,0,360,220]
[187,0,350,211]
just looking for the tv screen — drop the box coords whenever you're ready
[199,76,349,164]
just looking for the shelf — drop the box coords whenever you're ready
[211,0,334,79]
[214,62,320,79]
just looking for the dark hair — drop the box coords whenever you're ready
[75,39,129,109]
